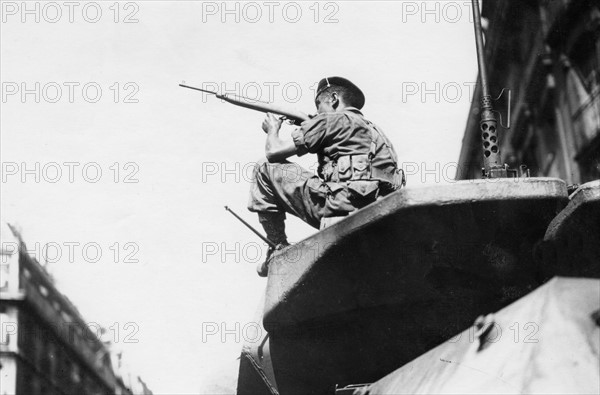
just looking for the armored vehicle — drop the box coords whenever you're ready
[236,1,600,393]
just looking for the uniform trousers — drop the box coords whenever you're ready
[247,158,362,229]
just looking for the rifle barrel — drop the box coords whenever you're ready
[179,84,217,95]
[179,83,310,125]
[224,206,277,249]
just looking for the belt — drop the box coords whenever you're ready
[320,154,405,188]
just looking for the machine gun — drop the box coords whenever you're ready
[471,0,528,178]
[179,83,311,126]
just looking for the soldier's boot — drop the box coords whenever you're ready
[257,212,290,277]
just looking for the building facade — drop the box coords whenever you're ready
[457,0,600,183]
[0,223,152,395]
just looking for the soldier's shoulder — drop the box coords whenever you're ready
[309,110,359,129]
[341,107,366,119]
[312,111,351,124]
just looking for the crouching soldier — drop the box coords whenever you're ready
[248,76,405,276]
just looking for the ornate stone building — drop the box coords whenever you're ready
[0,223,152,395]
[457,0,599,183]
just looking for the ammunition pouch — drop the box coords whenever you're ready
[347,180,380,201]
[320,154,405,195]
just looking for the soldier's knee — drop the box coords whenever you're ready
[251,158,299,184]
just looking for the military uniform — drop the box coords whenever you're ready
[248,76,404,275]
[248,105,404,229]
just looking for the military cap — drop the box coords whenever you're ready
[315,76,365,109]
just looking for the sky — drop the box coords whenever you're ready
[1,1,479,393]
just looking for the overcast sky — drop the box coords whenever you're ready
[1,1,479,393]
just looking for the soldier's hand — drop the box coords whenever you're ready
[262,113,283,134]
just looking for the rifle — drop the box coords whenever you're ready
[179,83,311,126]
[224,206,277,249]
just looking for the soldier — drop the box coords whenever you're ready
[249,77,405,276]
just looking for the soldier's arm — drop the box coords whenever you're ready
[266,137,298,162]
[263,113,298,162]
[291,112,335,156]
